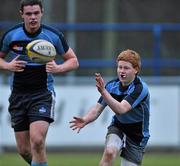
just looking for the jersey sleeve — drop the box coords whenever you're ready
[55,32,69,55]
[124,82,149,108]
[0,32,10,53]
[42,24,70,56]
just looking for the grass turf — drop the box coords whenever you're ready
[0,152,180,166]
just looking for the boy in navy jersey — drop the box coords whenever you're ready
[0,0,79,166]
[70,49,150,166]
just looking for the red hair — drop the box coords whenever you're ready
[116,49,141,73]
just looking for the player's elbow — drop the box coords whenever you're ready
[69,57,79,70]
[74,58,79,69]
[115,107,129,115]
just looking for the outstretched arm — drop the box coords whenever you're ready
[95,73,131,115]
[69,103,104,133]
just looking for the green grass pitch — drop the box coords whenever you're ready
[0,152,180,166]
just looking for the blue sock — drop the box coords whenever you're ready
[31,161,48,166]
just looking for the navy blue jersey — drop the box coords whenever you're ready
[98,76,150,147]
[0,23,69,92]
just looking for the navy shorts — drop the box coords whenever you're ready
[107,125,145,165]
[8,89,55,132]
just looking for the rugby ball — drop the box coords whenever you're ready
[26,39,56,64]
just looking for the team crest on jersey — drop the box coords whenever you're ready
[10,40,30,54]
[12,45,23,51]
[39,107,47,113]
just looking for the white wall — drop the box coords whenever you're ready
[0,85,180,147]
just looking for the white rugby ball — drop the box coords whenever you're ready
[26,39,56,64]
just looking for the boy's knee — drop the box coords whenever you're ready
[104,147,119,160]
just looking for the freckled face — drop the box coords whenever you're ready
[117,60,138,86]
[20,5,43,33]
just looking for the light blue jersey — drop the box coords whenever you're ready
[98,76,150,147]
[0,23,69,92]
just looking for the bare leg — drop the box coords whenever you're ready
[15,131,32,164]
[30,121,49,163]
[99,134,123,166]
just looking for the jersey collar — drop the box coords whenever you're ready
[23,23,42,38]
